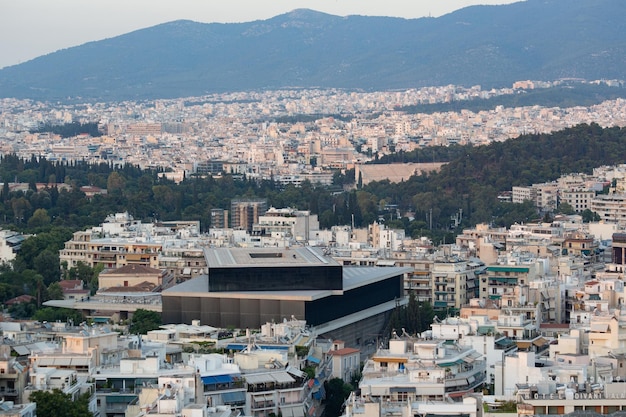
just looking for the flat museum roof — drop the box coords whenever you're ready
[204,247,341,268]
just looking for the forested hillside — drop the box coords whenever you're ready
[363,123,624,232]
[0,123,623,240]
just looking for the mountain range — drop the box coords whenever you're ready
[1,0,625,102]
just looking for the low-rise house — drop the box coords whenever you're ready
[327,340,360,382]
[58,279,90,300]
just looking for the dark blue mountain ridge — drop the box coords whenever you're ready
[1,0,625,101]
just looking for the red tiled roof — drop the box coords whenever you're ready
[5,294,35,305]
[59,280,84,290]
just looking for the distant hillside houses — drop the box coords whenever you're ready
[509,165,626,221]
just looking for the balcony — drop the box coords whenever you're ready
[251,399,275,410]
[93,253,118,261]
[0,388,18,397]
[444,369,486,394]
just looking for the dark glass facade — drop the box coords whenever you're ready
[162,273,404,328]
[304,275,403,326]
[208,265,343,292]
[162,295,306,329]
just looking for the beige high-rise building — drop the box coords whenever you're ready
[230,198,267,233]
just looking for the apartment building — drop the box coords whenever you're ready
[591,194,626,226]
[560,188,595,212]
[60,214,208,282]
[210,208,229,229]
[431,259,480,311]
[359,336,486,401]
[563,231,598,262]
[512,186,536,204]
[252,207,319,242]
[230,199,267,233]
[480,265,535,307]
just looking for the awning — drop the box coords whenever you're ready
[390,387,416,393]
[445,378,466,388]
[281,406,306,417]
[34,357,91,367]
[489,277,518,284]
[463,352,481,363]
[373,357,407,364]
[92,317,110,323]
[245,374,275,385]
[516,341,532,349]
[477,326,495,335]
[286,366,306,379]
[495,338,514,347]
[272,371,295,384]
[201,374,234,385]
[12,345,30,356]
[106,395,138,403]
[533,337,547,347]
[438,359,463,367]
[306,355,320,364]
[222,391,246,404]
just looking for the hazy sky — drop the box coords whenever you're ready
[0,0,520,69]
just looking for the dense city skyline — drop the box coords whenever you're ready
[0,0,521,69]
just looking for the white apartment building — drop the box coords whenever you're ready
[535,183,558,212]
[252,207,319,242]
[591,194,626,226]
[512,184,557,211]
[359,337,486,401]
[0,230,25,264]
[560,189,595,212]
[512,186,536,204]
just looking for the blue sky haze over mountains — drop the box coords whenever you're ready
[0,0,625,102]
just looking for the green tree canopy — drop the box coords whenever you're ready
[28,389,93,417]
[28,208,51,228]
[46,282,64,300]
[33,307,83,324]
[384,293,435,338]
[129,309,161,334]
[323,378,353,417]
